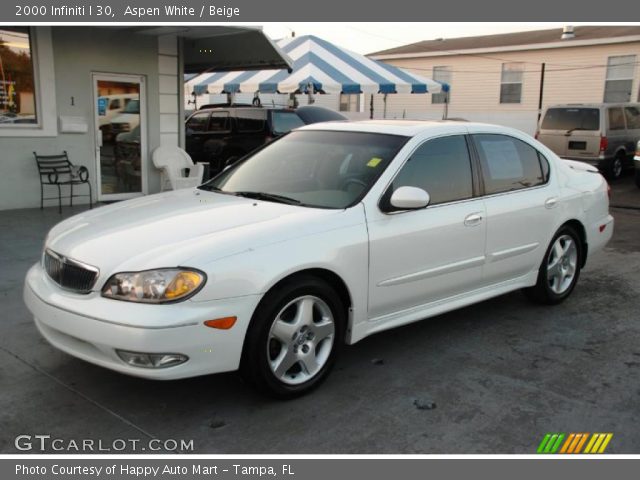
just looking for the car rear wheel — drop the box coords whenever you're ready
[240,275,344,398]
[524,225,582,305]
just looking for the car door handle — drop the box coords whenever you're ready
[464,212,483,227]
[545,197,558,209]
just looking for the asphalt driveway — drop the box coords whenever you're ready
[1,175,638,454]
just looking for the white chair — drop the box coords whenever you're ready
[152,146,205,191]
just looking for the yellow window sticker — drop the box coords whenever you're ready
[367,157,383,167]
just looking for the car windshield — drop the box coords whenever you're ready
[123,99,140,114]
[541,108,600,131]
[200,130,408,209]
[271,111,305,135]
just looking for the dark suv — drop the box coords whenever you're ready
[185,105,347,175]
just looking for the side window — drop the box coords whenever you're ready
[390,135,473,205]
[236,110,266,132]
[208,111,230,132]
[110,99,121,110]
[473,134,546,195]
[608,107,625,130]
[185,112,210,132]
[624,106,640,129]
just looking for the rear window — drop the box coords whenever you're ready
[271,111,305,135]
[236,110,266,133]
[541,108,600,131]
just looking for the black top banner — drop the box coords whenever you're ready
[1,0,639,22]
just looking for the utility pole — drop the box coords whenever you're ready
[537,62,546,124]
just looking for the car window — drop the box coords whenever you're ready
[123,99,140,114]
[203,131,408,209]
[271,111,305,135]
[473,134,546,195]
[389,135,473,205]
[237,110,266,133]
[624,106,640,129]
[185,112,210,132]
[541,108,600,131]
[209,111,230,132]
[110,99,121,110]
[608,107,626,130]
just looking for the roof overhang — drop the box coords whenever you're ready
[371,34,640,61]
[127,26,293,74]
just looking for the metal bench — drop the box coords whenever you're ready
[33,151,93,213]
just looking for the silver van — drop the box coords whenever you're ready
[537,103,640,179]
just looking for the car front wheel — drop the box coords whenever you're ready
[240,275,344,398]
[524,225,582,305]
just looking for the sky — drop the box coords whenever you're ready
[260,23,572,54]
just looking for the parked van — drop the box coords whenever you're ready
[536,103,640,179]
[97,94,137,130]
[110,98,140,137]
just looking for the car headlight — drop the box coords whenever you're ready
[101,268,206,303]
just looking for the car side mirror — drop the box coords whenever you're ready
[389,186,430,210]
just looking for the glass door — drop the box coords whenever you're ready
[92,73,146,201]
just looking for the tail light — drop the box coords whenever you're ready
[599,136,608,153]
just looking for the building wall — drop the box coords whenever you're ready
[0,27,170,210]
[377,41,640,135]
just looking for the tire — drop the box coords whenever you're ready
[240,275,345,398]
[606,154,624,180]
[524,225,582,305]
[635,169,640,189]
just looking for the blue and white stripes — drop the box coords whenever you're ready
[187,35,448,96]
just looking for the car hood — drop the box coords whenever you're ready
[45,189,350,283]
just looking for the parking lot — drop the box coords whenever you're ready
[1,174,638,454]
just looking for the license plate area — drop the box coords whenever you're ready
[568,141,587,150]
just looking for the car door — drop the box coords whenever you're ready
[184,111,212,163]
[366,134,487,320]
[470,133,559,285]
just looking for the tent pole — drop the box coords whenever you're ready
[383,93,388,119]
[369,94,374,119]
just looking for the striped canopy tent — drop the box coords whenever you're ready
[187,35,448,96]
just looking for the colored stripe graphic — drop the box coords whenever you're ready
[538,433,612,454]
[537,433,565,453]
[584,433,613,454]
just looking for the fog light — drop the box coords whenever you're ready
[116,350,188,369]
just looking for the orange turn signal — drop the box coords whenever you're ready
[204,316,237,330]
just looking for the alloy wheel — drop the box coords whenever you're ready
[547,234,578,295]
[267,295,335,385]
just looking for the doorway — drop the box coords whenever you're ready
[92,73,147,201]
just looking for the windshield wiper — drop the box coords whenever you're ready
[565,127,586,135]
[232,191,301,205]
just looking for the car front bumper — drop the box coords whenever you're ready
[24,263,261,380]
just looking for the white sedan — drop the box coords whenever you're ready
[24,121,613,397]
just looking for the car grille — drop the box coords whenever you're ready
[43,249,99,294]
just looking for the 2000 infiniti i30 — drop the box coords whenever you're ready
[25,121,613,397]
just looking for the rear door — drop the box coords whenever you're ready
[607,106,628,157]
[471,133,559,285]
[538,107,601,158]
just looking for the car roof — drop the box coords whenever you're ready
[298,119,478,136]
